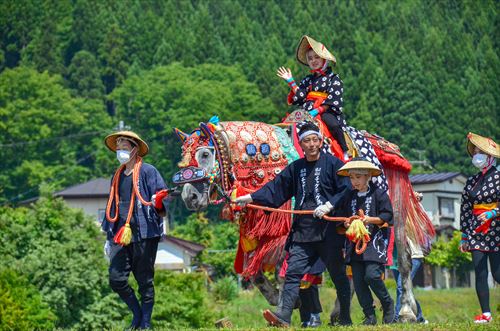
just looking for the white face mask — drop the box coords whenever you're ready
[117,149,131,164]
[472,153,488,169]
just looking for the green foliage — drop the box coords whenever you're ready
[0,67,112,204]
[0,268,56,331]
[0,191,124,329]
[212,276,239,303]
[425,231,472,269]
[153,270,215,329]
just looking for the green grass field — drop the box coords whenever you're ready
[211,286,500,330]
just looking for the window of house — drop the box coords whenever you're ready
[438,197,455,220]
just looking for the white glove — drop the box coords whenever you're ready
[233,194,253,205]
[104,240,111,257]
[313,201,333,218]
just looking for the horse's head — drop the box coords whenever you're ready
[173,123,220,211]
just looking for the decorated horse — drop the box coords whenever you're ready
[173,110,435,322]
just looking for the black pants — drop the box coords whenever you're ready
[471,250,500,313]
[351,260,392,317]
[279,241,351,323]
[320,112,348,152]
[109,237,160,304]
[299,285,322,322]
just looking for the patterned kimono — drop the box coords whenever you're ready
[460,166,500,252]
[339,182,394,264]
[288,67,347,127]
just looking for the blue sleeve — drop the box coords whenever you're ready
[100,176,114,232]
[251,163,295,208]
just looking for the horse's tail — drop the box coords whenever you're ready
[368,135,435,255]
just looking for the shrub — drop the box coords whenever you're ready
[152,270,215,329]
[212,276,239,302]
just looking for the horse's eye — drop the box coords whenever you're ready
[202,152,209,157]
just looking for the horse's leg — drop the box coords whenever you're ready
[395,216,418,322]
[252,271,280,306]
[330,276,354,324]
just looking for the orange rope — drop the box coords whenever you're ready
[246,203,350,222]
[105,157,152,225]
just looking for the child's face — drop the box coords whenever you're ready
[349,173,370,191]
[306,49,324,70]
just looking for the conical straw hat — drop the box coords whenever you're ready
[296,35,336,66]
[467,132,500,158]
[337,158,382,177]
[105,131,149,157]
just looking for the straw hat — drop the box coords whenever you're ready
[296,35,337,66]
[337,158,382,177]
[466,132,499,158]
[105,130,149,157]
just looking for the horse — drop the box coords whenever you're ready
[173,111,435,322]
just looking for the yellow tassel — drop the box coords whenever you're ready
[346,219,370,242]
[114,223,132,246]
[120,223,132,245]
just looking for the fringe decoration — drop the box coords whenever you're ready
[384,167,435,255]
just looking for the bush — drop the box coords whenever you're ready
[212,276,239,302]
[152,270,215,329]
[0,268,56,331]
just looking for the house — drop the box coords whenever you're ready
[53,178,110,223]
[410,172,468,233]
[156,236,205,272]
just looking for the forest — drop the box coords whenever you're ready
[0,0,498,329]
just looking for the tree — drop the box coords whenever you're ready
[66,50,105,100]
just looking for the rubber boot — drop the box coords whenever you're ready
[122,293,142,329]
[140,302,154,329]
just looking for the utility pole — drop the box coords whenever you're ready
[116,120,131,131]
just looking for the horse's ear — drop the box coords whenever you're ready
[173,128,189,142]
[199,122,213,140]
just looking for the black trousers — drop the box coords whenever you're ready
[351,260,392,316]
[299,285,322,322]
[279,241,351,323]
[320,112,348,152]
[471,250,500,313]
[109,237,160,304]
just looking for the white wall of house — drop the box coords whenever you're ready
[412,175,467,229]
[156,241,193,272]
[63,197,108,223]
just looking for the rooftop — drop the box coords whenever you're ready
[409,172,462,185]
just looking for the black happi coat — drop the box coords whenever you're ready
[290,67,344,115]
[460,166,500,252]
[339,182,393,264]
[251,153,350,243]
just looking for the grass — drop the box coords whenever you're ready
[208,285,500,330]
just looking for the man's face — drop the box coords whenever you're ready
[306,50,324,70]
[349,173,370,191]
[116,138,134,152]
[300,134,322,159]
